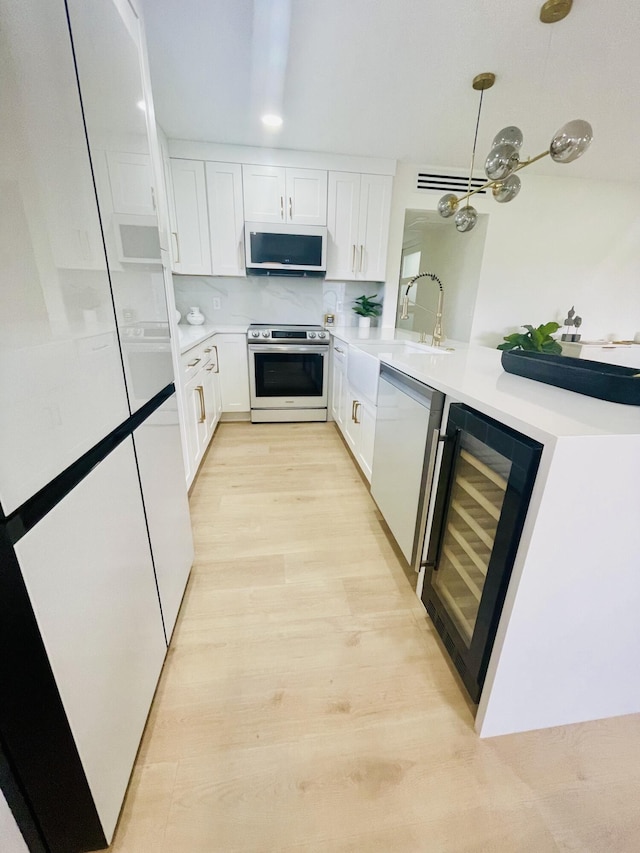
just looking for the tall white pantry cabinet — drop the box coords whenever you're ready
[0,1,193,852]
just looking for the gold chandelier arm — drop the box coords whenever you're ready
[455,150,550,206]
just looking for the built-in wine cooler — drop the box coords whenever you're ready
[421,404,542,702]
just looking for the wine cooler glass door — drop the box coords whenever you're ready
[432,434,512,646]
[422,403,542,702]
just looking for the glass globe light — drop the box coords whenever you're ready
[437,193,459,218]
[454,206,478,232]
[492,126,523,150]
[485,142,520,181]
[492,174,521,203]
[549,119,593,163]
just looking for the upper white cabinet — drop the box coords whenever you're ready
[106,152,156,216]
[205,162,245,277]
[326,172,393,281]
[242,165,327,226]
[169,159,212,275]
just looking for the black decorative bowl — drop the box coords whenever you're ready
[501,350,640,405]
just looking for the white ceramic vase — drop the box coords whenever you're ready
[186,306,205,326]
[358,316,371,330]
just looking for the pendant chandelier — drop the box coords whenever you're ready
[437,72,593,233]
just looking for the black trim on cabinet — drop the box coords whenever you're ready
[4,383,174,547]
[0,742,47,853]
[0,529,107,853]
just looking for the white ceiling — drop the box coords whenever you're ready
[140,0,640,183]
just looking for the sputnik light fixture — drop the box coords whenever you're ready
[437,72,593,233]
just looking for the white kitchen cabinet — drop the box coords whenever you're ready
[326,171,392,281]
[216,333,251,415]
[14,440,167,842]
[179,334,227,487]
[330,339,349,429]
[205,161,245,276]
[242,165,327,225]
[343,385,377,483]
[203,342,222,433]
[169,158,212,275]
[106,151,156,216]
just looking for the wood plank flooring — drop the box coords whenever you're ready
[108,422,640,852]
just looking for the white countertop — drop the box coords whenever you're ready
[331,328,640,442]
[177,324,248,354]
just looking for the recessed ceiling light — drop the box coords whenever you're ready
[136,100,146,111]
[261,114,283,128]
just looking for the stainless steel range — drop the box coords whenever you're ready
[247,324,329,423]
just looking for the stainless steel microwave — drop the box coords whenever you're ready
[244,223,327,276]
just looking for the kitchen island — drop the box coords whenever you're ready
[332,327,640,738]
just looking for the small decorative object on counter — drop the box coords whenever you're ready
[497,322,562,354]
[186,306,205,326]
[353,294,383,330]
[561,305,583,341]
[323,313,335,327]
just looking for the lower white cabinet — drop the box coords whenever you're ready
[331,339,378,483]
[179,333,243,488]
[330,340,349,429]
[216,333,251,415]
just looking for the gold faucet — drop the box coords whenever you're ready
[400,272,445,347]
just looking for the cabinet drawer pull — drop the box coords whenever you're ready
[351,244,356,273]
[206,365,215,372]
[187,357,201,368]
[351,399,356,421]
[289,197,292,219]
[353,400,361,424]
[359,244,364,273]
[172,231,180,263]
[280,196,284,220]
[196,385,206,423]
[335,347,345,354]
[213,345,219,372]
[151,186,156,211]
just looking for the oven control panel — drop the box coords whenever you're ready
[248,326,328,343]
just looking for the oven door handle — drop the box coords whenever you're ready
[248,345,328,354]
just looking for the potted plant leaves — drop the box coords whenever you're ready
[497,322,562,354]
[352,294,383,330]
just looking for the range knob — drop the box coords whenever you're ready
[317,331,326,339]
[251,331,260,338]
[308,332,316,339]
[262,330,270,338]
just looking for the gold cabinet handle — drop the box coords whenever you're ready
[289,197,293,219]
[351,244,356,273]
[359,244,364,273]
[351,400,357,421]
[172,231,180,263]
[151,186,156,211]
[196,385,206,423]
[206,365,215,372]
[213,344,219,372]
[335,346,345,354]
[187,357,201,368]
[204,347,212,353]
[280,196,284,220]
[354,401,361,424]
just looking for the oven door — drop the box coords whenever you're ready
[248,344,328,409]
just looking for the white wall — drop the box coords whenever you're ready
[383,163,640,345]
[0,792,28,853]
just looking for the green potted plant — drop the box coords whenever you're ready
[497,322,562,354]
[352,294,383,330]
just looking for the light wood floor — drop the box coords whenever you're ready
[109,422,640,852]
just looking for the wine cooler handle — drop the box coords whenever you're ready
[425,426,460,571]
[413,428,443,574]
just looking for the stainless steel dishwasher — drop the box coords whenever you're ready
[370,363,444,569]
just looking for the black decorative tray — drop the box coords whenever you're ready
[501,350,640,405]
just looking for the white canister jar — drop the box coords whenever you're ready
[186,306,205,325]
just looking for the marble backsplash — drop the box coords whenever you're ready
[173,275,385,328]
